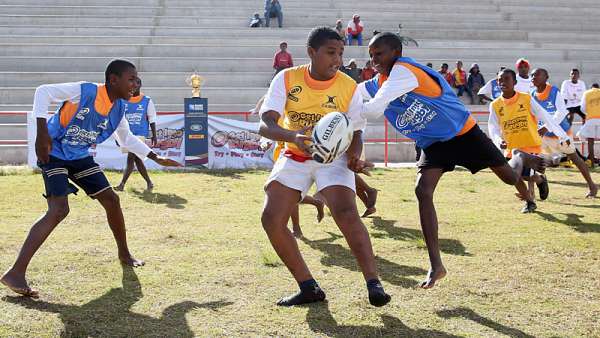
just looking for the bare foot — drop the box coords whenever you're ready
[119,255,145,267]
[1,270,39,298]
[114,184,125,192]
[314,199,325,223]
[419,266,447,289]
[362,207,377,218]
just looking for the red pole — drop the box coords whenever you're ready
[384,119,388,167]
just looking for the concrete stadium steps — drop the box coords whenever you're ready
[3,35,600,52]
[4,44,600,70]
[2,0,600,164]
[7,44,600,61]
[0,123,26,140]
[1,57,593,75]
[4,0,600,10]
[0,72,274,88]
[0,25,534,42]
[0,4,502,16]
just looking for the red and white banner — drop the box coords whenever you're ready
[208,115,274,169]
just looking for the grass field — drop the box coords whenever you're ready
[0,167,599,337]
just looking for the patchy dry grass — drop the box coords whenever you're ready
[0,167,599,337]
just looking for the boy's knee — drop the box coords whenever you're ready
[48,203,69,222]
[333,206,359,226]
[261,209,285,232]
[100,190,120,207]
[415,183,434,202]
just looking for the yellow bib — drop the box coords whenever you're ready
[282,64,357,157]
[492,92,541,153]
[584,88,600,119]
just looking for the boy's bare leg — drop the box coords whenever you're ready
[133,156,154,191]
[319,185,390,306]
[95,189,144,267]
[290,205,302,238]
[568,152,598,197]
[301,195,325,222]
[589,138,596,167]
[262,181,325,306]
[1,196,70,297]
[115,153,136,191]
[415,168,447,289]
[355,174,377,217]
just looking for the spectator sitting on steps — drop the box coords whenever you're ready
[345,59,362,83]
[265,0,283,28]
[438,63,454,86]
[335,19,346,44]
[452,60,467,98]
[467,63,485,104]
[249,13,262,27]
[347,14,364,46]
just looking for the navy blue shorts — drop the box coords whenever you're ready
[38,155,111,199]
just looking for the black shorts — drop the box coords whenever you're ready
[38,155,111,199]
[567,106,586,119]
[417,124,507,173]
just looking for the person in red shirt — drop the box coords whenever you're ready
[360,60,376,82]
[438,63,454,86]
[346,14,364,46]
[273,41,293,76]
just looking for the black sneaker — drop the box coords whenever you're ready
[276,286,326,306]
[521,201,537,213]
[537,175,549,200]
[368,283,391,307]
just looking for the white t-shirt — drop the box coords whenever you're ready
[515,75,534,94]
[560,80,586,108]
[259,68,367,131]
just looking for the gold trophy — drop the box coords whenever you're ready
[186,72,204,98]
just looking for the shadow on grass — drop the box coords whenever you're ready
[186,168,268,180]
[3,266,232,337]
[301,232,426,288]
[370,217,472,256]
[536,211,600,233]
[306,301,460,337]
[547,200,600,209]
[548,180,593,189]
[437,307,534,338]
[130,189,188,209]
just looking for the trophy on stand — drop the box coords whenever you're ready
[186,71,204,98]
[184,71,208,167]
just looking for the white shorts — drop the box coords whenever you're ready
[577,119,600,139]
[120,136,146,153]
[542,136,575,155]
[265,154,355,200]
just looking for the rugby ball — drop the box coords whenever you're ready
[311,112,353,164]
